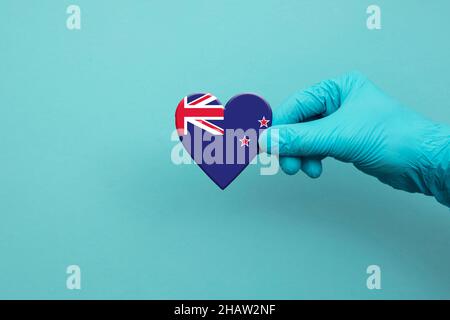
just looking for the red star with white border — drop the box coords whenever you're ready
[258,116,270,128]
[239,136,250,147]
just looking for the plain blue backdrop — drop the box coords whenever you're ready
[0,0,449,299]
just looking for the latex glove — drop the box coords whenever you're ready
[259,72,450,207]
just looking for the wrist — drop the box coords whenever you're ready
[422,123,450,207]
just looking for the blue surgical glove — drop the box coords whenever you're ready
[259,72,450,207]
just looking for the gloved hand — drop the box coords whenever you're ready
[259,72,450,207]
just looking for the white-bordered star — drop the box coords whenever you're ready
[258,116,270,128]
[239,136,251,147]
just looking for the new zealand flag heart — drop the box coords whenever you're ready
[175,93,272,189]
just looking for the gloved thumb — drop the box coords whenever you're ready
[259,117,341,159]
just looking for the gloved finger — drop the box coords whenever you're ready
[273,71,367,125]
[274,79,340,126]
[259,118,345,160]
[301,157,323,178]
[279,156,301,175]
[279,156,323,178]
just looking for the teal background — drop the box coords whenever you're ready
[1,0,450,299]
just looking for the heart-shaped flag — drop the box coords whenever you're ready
[175,93,272,189]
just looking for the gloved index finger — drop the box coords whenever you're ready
[273,77,345,126]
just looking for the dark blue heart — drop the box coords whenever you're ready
[175,93,272,189]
